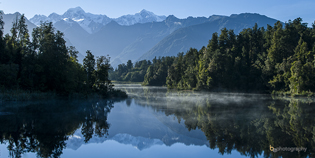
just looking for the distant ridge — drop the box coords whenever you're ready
[138,13,280,61]
[2,12,37,36]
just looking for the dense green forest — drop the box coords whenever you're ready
[110,57,175,86]
[137,18,315,95]
[0,13,126,99]
[109,59,151,82]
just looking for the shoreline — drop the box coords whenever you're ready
[0,89,127,101]
[116,83,315,99]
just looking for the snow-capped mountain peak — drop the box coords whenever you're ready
[66,132,163,151]
[30,7,166,34]
[139,9,154,17]
[114,9,166,25]
[63,6,86,19]
[30,7,110,34]
[67,6,85,13]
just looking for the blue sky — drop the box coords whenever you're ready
[1,0,314,25]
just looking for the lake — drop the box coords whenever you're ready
[0,84,313,158]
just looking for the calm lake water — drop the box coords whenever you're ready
[0,84,314,158]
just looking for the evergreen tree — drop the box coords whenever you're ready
[126,60,133,70]
[83,50,96,89]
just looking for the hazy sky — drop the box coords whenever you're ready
[1,0,314,25]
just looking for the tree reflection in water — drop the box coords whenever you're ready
[118,84,315,158]
[0,99,123,158]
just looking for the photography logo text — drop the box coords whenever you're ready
[270,145,307,152]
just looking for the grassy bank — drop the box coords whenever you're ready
[272,90,315,98]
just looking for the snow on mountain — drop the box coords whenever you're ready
[30,7,166,34]
[62,6,86,19]
[60,7,111,34]
[30,7,110,34]
[112,133,163,150]
[114,9,166,25]
[66,131,163,151]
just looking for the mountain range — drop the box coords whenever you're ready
[29,7,166,34]
[2,7,281,68]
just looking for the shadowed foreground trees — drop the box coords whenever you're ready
[0,13,126,99]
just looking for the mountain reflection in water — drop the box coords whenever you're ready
[0,84,314,158]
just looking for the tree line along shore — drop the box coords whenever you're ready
[111,18,315,97]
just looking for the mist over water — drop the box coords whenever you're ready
[115,84,271,107]
[114,84,273,123]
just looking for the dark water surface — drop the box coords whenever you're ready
[0,84,314,158]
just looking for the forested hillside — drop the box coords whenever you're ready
[139,13,279,61]
[140,18,315,95]
[0,13,126,99]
